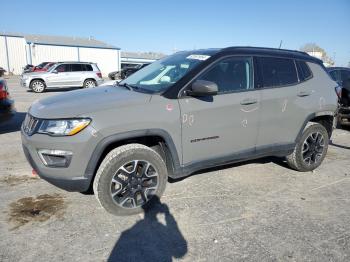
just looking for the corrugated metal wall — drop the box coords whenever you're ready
[6,37,27,75]
[0,36,7,71]
[31,44,78,65]
[0,35,120,76]
[79,47,120,76]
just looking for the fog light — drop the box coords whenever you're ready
[38,149,73,168]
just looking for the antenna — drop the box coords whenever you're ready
[278,40,283,49]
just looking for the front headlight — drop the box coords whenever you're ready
[22,75,28,80]
[38,118,91,136]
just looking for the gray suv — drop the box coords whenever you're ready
[21,62,103,93]
[21,47,338,216]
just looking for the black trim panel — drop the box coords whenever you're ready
[84,129,181,180]
[171,143,295,179]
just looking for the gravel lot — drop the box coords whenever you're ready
[1,76,350,262]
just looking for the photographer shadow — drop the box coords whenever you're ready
[108,196,187,262]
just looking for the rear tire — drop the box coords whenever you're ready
[30,80,46,93]
[286,123,329,172]
[93,144,168,216]
[83,79,97,88]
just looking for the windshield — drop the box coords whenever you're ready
[119,52,212,93]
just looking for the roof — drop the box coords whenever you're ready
[220,46,322,63]
[0,32,120,50]
[121,51,166,60]
[327,67,350,71]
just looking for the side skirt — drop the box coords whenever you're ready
[169,143,295,179]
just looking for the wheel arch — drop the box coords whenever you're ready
[296,112,335,142]
[84,129,181,188]
[30,78,46,86]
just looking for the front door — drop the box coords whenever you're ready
[179,56,261,165]
[46,64,72,87]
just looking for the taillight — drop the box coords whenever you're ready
[335,86,342,99]
[0,82,8,99]
[96,72,102,78]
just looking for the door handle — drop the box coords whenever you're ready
[297,91,311,97]
[240,98,258,105]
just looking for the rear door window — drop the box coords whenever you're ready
[71,64,84,72]
[257,57,298,88]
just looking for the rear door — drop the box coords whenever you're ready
[179,56,261,165]
[70,64,85,86]
[256,56,300,148]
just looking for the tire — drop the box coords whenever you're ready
[30,79,46,93]
[83,79,97,88]
[286,123,329,172]
[93,144,168,216]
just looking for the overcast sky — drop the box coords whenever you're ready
[2,0,349,66]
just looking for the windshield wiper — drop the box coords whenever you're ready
[117,82,133,91]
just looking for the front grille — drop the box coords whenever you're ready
[23,114,39,136]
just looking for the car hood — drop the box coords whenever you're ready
[23,71,50,78]
[29,86,152,119]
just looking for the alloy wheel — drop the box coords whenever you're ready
[302,132,325,165]
[32,81,45,92]
[85,80,96,88]
[110,160,159,209]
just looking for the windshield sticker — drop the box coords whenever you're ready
[186,54,210,61]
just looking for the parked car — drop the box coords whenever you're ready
[31,62,56,72]
[22,47,338,216]
[0,78,15,123]
[108,63,150,80]
[0,67,6,77]
[22,64,34,74]
[20,62,103,93]
[328,67,350,126]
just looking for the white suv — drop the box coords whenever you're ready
[21,62,103,93]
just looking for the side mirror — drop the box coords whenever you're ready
[188,80,218,97]
[52,70,58,74]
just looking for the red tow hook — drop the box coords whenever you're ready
[32,169,38,177]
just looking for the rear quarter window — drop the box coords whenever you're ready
[83,64,93,71]
[257,57,298,88]
[296,60,312,81]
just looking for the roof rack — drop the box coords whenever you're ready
[222,46,310,56]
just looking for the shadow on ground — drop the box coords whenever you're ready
[108,196,187,262]
[0,112,26,134]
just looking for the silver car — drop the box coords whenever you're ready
[21,62,103,93]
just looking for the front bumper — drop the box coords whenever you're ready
[21,124,102,192]
[20,78,29,88]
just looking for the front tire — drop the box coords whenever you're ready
[286,123,329,172]
[93,144,168,216]
[30,80,46,93]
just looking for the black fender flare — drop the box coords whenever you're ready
[83,129,181,181]
[295,111,335,143]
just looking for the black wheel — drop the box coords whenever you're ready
[286,123,329,172]
[83,79,97,88]
[30,80,46,93]
[93,144,168,216]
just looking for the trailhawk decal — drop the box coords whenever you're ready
[190,136,219,143]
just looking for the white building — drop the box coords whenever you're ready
[0,33,121,76]
[121,51,165,67]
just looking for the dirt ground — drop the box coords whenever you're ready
[1,76,350,261]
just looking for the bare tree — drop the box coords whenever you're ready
[300,43,334,66]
